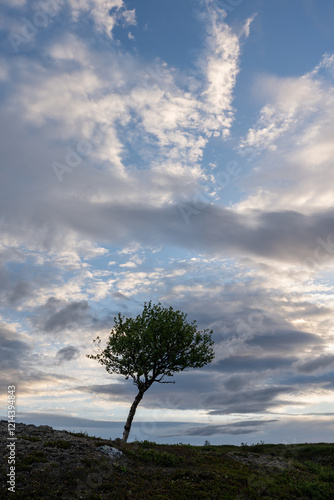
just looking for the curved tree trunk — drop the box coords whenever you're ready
[122,390,144,443]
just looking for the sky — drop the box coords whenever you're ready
[1,0,334,446]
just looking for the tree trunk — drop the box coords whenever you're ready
[122,390,144,443]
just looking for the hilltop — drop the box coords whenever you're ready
[1,420,333,499]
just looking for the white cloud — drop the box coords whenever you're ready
[241,14,256,38]
[235,53,334,214]
[121,8,136,26]
[240,53,334,154]
[199,6,254,137]
[48,34,88,63]
[0,0,255,242]
[68,0,134,37]
[119,261,137,268]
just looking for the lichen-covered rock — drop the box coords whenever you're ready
[99,445,123,460]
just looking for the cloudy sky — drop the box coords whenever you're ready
[1,0,334,445]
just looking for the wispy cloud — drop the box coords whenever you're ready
[199,4,254,137]
[236,53,334,214]
[69,0,135,37]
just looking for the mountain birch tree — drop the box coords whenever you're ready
[87,301,215,443]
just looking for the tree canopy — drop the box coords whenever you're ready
[87,301,215,442]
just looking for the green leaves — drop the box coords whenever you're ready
[87,301,214,391]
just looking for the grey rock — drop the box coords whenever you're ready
[99,445,123,460]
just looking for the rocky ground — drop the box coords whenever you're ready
[1,420,333,499]
[0,420,127,499]
[225,450,290,471]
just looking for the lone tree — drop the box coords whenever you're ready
[87,301,214,443]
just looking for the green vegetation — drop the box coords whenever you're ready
[125,446,183,467]
[64,430,90,438]
[5,436,333,499]
[43,439,72,449]
[16,450,48,472]
[20,435,40,442]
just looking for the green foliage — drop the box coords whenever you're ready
[137,439,158,448]
[80,457,100,468]
[20,435,40,442]
[87,301,215,390]
[125,447,183,467]
[44,439,72,449]
[17,451,47,471]
[6,437,334,499]
[113,461,128,473]
[64,430,89,438]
